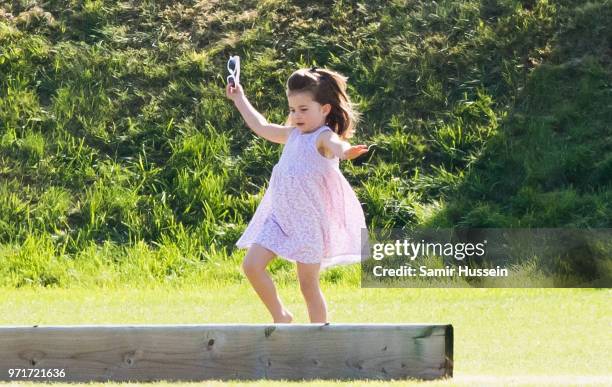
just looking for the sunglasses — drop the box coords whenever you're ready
[227,55,240,86]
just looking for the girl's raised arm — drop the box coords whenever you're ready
[226,83,293,144]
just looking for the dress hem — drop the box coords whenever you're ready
[235,241,362,271]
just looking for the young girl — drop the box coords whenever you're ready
[226,65,369,324]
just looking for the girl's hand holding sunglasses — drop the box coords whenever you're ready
[225,55,244,100]
[227,55,240,87]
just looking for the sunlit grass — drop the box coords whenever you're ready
[1,2,610,285]
[1,286,610,382]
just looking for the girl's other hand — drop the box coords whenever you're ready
[226,82,245,102]
[343,144,369,160]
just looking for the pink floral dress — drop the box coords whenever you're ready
[235,125,367,270]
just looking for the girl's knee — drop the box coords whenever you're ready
[242,245,275,275]
[297,263,321,283]
[298,275,320,295]
[242,256,265,276]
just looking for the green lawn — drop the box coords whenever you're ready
[1,285,610,386]
[1,1,610,385]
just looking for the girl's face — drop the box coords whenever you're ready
[287,92,331,134]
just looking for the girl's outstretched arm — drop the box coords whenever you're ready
[316,130,369,161]
[226,83,293,144]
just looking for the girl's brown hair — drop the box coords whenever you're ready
[286,67,360,139]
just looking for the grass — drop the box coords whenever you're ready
[1,285,610,385]
[0,2,611,383]
[1,1,610,287]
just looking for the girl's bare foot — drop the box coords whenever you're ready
[274,309,293,323]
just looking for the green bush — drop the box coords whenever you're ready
[0,0,610,287]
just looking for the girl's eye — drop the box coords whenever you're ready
[301,109,308,112]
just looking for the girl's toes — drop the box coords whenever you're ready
[276,310,293,323]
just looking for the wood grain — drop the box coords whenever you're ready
[0,323,453,381]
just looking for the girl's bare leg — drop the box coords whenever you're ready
[297,262,328,323]
[242,244,293,323]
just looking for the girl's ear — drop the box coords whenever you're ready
[322,103,332,116]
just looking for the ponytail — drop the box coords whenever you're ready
[286,67,361,139]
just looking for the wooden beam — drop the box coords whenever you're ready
[0,324,453,381]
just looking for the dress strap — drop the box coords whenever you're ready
[282,127,299,148]
[313,125,332,135]
[310,125,331,148]
[309,125,332,144]
[310,125,339,162]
